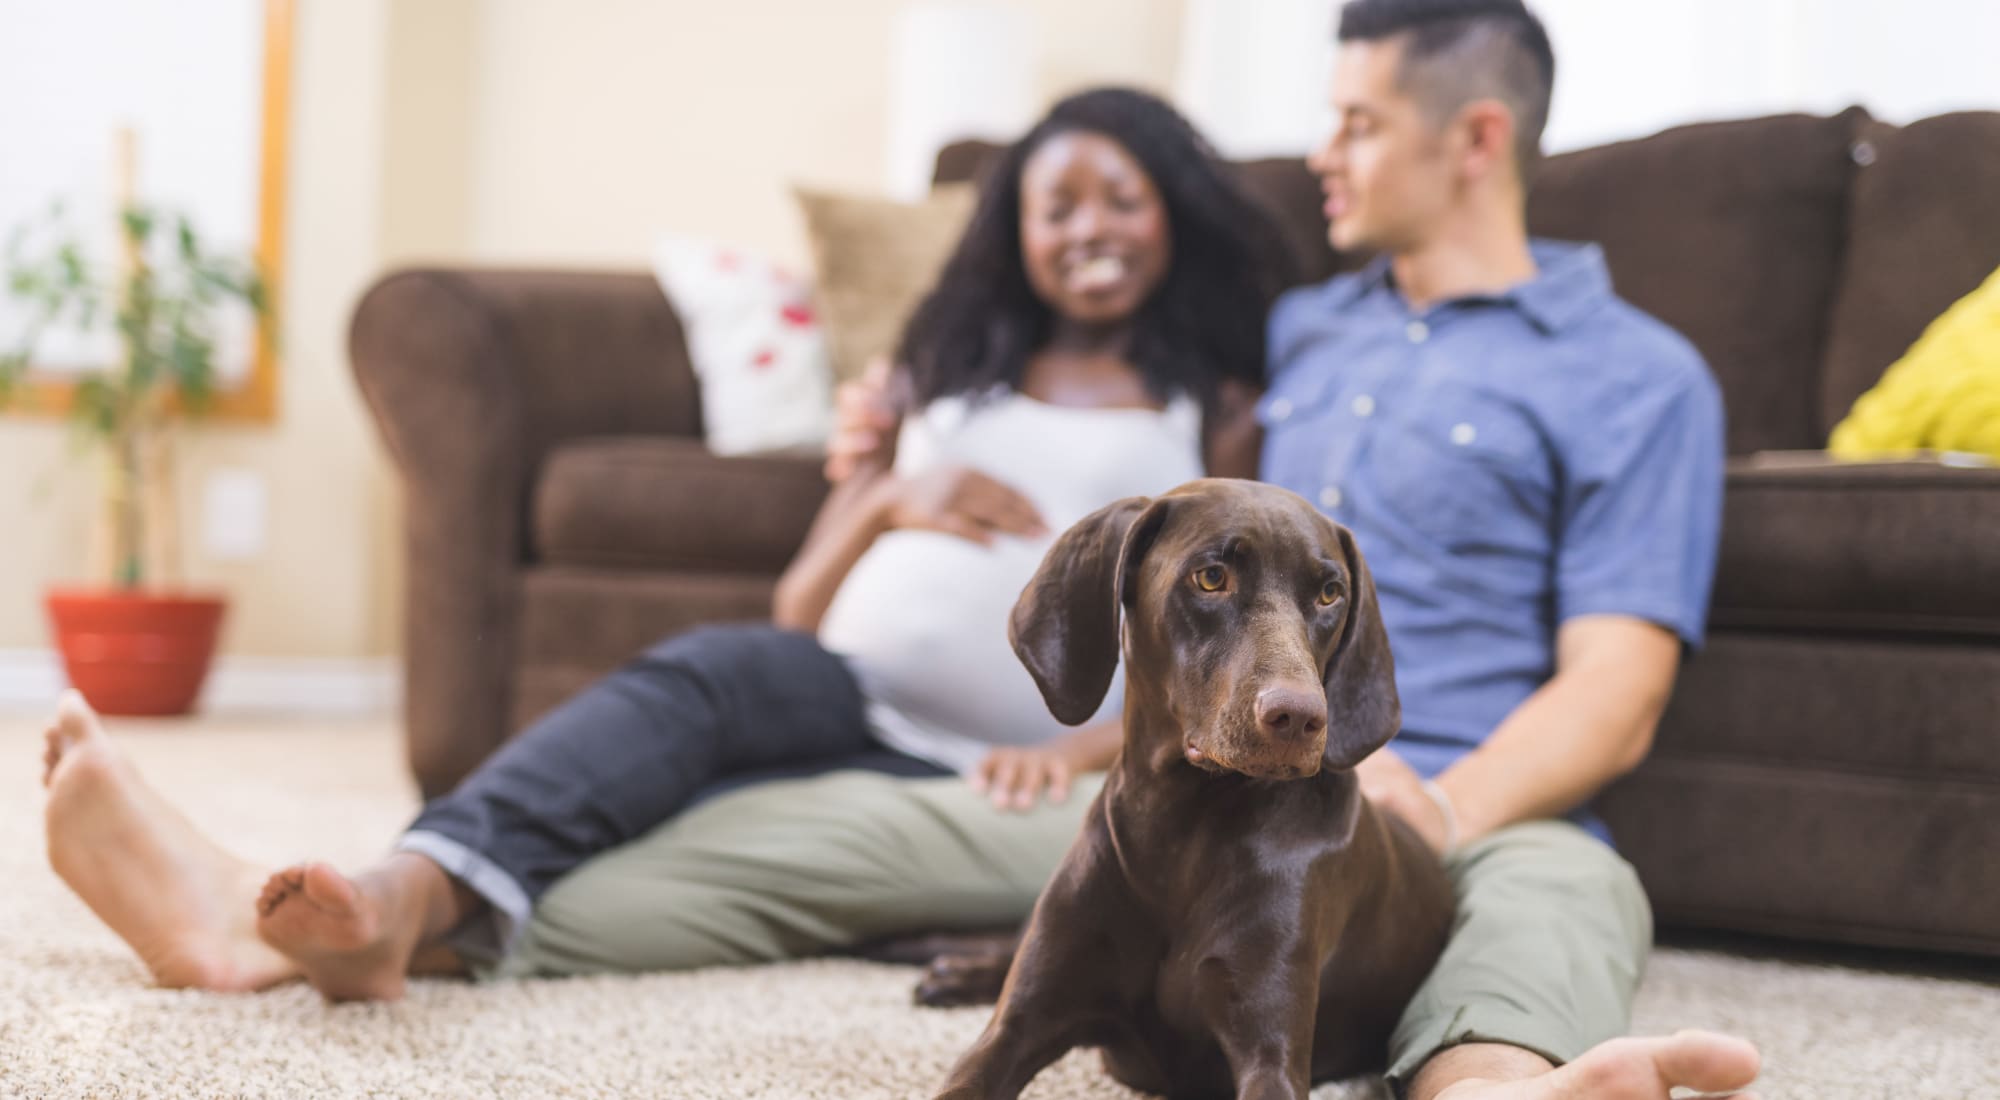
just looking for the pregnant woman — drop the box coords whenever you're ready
[38,87,1295,1001]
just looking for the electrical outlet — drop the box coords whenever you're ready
[201,468,266,560]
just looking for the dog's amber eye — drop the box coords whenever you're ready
[1192,565,1228,592]
[1318,580,1343,607]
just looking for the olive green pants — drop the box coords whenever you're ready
[498,770,1650,1092]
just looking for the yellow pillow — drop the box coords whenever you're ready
[794,184,977,385]
[1829,263,2000,461]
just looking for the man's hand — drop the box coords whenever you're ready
[1356,748,1453,855]
[875,465,1048,545]
[972,744,1086,812]
[825,356,900,482]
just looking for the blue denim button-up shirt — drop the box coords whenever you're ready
[1260,240,1725,844]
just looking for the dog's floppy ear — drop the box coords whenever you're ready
[1322,523,1401,770]
[1008,496,1166,725]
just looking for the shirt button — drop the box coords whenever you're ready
[1268,396,1293,422]
[1319,486,1343,510]
[1350,394,1375,418]
[1407,320,1430,344]
[1450,422,1478,446]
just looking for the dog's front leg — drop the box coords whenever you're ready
[931,909,1110,1100]
[1194,942,1322,1100]
[934,833,1138,1100]
[932,988,1084,1100]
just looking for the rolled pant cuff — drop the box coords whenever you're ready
[395,829,533,966]
[1385,1003,1579,1099]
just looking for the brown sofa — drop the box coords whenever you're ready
[351,108,2000,958]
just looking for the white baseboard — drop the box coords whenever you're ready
[0,648,402,717]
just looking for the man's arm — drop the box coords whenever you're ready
[1360,614,1680,852]
[1436,614,1679,845]
[1373,360,1722,851]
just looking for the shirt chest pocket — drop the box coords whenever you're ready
[1361,396,1553,555]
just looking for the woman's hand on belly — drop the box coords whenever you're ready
[881,464,1049,545]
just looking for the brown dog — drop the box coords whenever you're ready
[933,479,1454,1100]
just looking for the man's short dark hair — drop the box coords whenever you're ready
[1337,0,1556,184]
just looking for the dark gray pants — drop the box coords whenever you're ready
[397,624,947,959]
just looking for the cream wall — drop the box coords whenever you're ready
[468,0,1183,268]
[0,0,1182,668]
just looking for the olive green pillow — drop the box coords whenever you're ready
[794,183,976,385]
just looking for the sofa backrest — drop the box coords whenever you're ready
[937,108,2000,457]
[1817,112,2000,441]
[1526,110,1868,455]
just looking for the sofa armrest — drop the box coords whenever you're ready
[349,268,703,796]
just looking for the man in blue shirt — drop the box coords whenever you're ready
[1264,2,1757,1098]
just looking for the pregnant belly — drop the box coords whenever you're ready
[818,531,1076,748]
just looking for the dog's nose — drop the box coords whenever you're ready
[1255,686,1327,741]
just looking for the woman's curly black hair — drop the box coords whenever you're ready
[895,87,1298,412]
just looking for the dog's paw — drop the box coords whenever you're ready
[913,951,1011,1007]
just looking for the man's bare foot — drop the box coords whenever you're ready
[41,690,299,992]
[1421,1030,1761,1100]
[255,853,458,1002]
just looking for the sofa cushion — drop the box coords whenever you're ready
[1603,633,2000,956]
[1820,113,2000,439]
[1602,753,2000,957]
[533,438,828,573]
[796,183,979,384]
[1649,632,2000,787]
[651,239,833,456]
[1711,456,2000,637]
[1526,110,1869,456]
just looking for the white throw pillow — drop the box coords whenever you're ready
[651,237,833,456]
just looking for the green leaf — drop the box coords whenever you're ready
[56,243,88,291]
[6,199,264,437]
[122,207,154,247]
[74,376,120,438]
[0,350,27,402]
[173,333,216,411]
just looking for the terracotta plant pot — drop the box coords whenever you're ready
[45,588,228,717]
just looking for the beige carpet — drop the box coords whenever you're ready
[2,713,1996,1100]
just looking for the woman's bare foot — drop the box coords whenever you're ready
[41,690,299,992]
[255,852,459,1002]
[1422,1030,1761,1100]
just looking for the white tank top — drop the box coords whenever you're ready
[816,389,1206,772]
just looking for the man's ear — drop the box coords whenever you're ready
[1321,523,1401,769]
[1008,497,1168,725]
[1456,97,1520,186]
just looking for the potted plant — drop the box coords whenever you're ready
[1,202,270,716]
